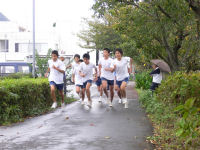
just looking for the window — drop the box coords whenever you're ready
[16,43,48,53]
[0,66,15,73]
[18,66,30,73]
[0,40,9,52]
[15,43,19,52]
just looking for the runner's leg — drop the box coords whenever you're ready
[86,82,92,101]
[58,90,64,104]
[50,85,57,102]
[82,88,85,101]
[109,85,114,102]
[102,80,109,98]
[76,86,81,95]
[120,81,127,98]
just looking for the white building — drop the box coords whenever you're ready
[0,12,72,64]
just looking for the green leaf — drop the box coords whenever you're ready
[183,112,189,119]
[176,129,184,137]
[184,98,195,109]
[179,119,186,128]
[174,105,184,112]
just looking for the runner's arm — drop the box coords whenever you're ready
[45,68,50,77]
[129,58,133,74]
[79,65,85,77]
[98,64,102,77]
[72,73,75,83]
[66,64,72,69]
[110,65,116,72]
[94,67,98,77]
[53,65,65,73]
[94,66,98,81]
[105,68,113,72]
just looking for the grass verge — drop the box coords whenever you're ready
[137,89,200,150]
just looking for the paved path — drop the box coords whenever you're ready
[0,82,153,150]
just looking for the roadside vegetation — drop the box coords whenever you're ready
[136,71,200,149]
[77,1,200,149]
[0,77,76,126]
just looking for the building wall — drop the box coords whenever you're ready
[0,21,61,62]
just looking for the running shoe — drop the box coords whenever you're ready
[81,101,85,105]
[124,101,128,109]
[118,98,122,104]
[61,102,65,108]
[51,102,57,109]
[98,96,102,102]
[122,98,127,104]
[87,101,92,107]
[108,100,112,107]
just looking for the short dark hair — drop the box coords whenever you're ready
[79,59,83,63]
[103,48,110,54]
[114,48,123,55]
[74,54,80,59]
[83,53,90,60]
[52,50,59,57]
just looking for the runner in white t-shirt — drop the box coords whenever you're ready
[111,48,133,109]
[79,53,97,107]
[114,56,133,104]
[71,54,84,104]
[95,66,103,102]
[45,50,66,109]
[98,48,115,107]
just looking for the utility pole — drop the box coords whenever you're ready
[96,49,99,66]
[32,0,36,77]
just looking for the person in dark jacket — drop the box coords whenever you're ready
[150,64,162,91]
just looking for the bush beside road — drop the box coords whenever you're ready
[0,78,75,125]
[136,71,200,149]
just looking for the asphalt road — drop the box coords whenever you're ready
[0,82,153,150]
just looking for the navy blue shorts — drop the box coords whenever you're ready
[101,77,114,86]
[83,80,92,89]
[95,77,102,86]
[116,77,129,88]
[150,82,160,91]
[76,84,83,89]
[49,81,64,91]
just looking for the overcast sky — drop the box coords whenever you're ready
[0,0,94,53]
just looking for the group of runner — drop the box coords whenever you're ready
[45,48,133,109]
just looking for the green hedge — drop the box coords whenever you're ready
[0,72,33,80]
[156,72,200,106]
[0,78,52,125]
[135,70,152,90]
[137,72,200,149]
[138,89,200,149]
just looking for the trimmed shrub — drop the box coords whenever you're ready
[135,70,152,90]
[0,78,52,125]
[156,72,200,106]
[0,72,33,80]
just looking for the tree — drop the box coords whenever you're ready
[77,17,122,52]
[92,0,200,71]
[35,49,52,77]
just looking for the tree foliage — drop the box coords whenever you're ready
[35,49,52,77]
[77,17,122,52]
[78,0,200,71]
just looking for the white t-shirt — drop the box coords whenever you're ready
[72,63,83,85]
[111,57,129,81]
[152,68,162,84]
[79,62,96,82]
[124,57,131,68]
[48,59,66,84]
[98,57,115,80]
